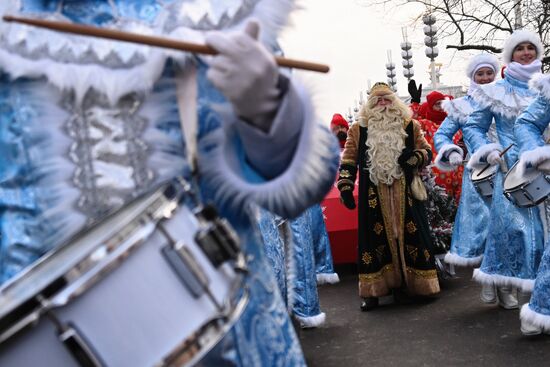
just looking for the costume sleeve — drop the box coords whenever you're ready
[515,95,550,154]
[336,124,359,192]
[412,120,432,168]
[410,102,421,119]
[433,116,463,171]
[197,78,341,220]
[234,77,301,179]
[515,73,550,154]
[462,106,494,153]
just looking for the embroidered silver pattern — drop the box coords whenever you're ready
[164,0,261,31]
[64,90,154,220]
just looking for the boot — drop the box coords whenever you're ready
[480,283,497,304]
[360,297,379,312]
[496,286,519,310]
[521,317,542,336]
[517,290,532,307]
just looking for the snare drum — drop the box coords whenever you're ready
[471,164,499,197]
[0,179,247,367]
[504,161,550,207]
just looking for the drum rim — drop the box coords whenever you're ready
[470,163,498,181]
[503,161,543,191]
[0,179,183,322]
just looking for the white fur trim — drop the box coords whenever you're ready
[316,273,340,285]
[518,145,550,177]
[294,312,326,329]
[444,252,483,267]
[529,73,550,102]
[502,29,544,64]
[466,53,500,79]
[435,144,463,172]
[197,79,340,219]
[472,268,535,292]
[521,304,550,332]
[441,97,475,123]
[467,143,502,170]
[0,1,295,103]
[470,81,535,119]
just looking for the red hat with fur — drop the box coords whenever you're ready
[330,113,349,130]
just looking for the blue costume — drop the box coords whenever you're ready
[435,95,491,267]
[516,73,550,331]
[289,205,327,328]
[311,204,339,284]
[258,205,331,329]
[0,1,340,365]
[463,70,545,292]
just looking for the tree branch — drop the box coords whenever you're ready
[446,44,502,53]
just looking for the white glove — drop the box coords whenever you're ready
[486,150,502,165]
[448,151,463,167]
[205,21,280,132]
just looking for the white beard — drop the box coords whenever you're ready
[366,109,407,186]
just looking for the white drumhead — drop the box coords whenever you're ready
[0,185,167,319]
[504,162,540,190]
[471,163,498,181]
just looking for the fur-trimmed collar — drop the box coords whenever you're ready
[0,0,295,103]
[441,96,476,124]
[470,76,536,119]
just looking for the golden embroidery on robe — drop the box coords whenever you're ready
[374,222,384,235]
[406,221,417,234]
[407,245,418,262]
[362,252,373,265]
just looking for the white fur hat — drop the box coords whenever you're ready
[502,29,544,64]
[466,53,500,79]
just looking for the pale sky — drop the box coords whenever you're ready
[279,0,475,125]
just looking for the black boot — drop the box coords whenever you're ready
[360,297,379,311]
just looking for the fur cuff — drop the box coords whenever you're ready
[294,312,326,329]
[198,79,340,220]
[518,145,550,177]
[435,144,463,172]
[521,304,550,332]
[473,269,535,292]
[467,143,502,170]
[444,252,483,267]
[529,73,550,102]
[316,273,340,285]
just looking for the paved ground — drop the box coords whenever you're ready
[299,266,550,367]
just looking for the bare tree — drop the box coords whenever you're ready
[361,0,550,71]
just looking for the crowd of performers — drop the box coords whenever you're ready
[2,1,550,365]
[336,28,550,337]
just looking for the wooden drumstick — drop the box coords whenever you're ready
[477,143,514,175]
[3,15,330,74]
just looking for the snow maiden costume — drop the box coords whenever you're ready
[516,72,550,335]
[462,30,546,310]
[434,53,499,268]
[0,1,340,365]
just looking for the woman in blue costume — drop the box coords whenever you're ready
[311,203,339,285]
[258,205,330,329]
[515,72,550,335]
[0,1,340,365]
[434,53,499,303]
[463,30,545,311]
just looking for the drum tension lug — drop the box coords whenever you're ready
[195,206,241,268]
[39,300,104,367]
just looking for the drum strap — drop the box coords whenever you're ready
[175,61,199,175]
